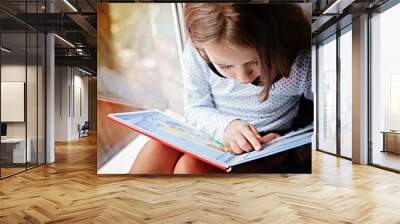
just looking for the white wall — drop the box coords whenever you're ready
[1,65,29,138]
[55,66,69,141]
[54,67,89,141]
[71,73,89,138]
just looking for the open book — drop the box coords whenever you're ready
[108,110,313,172]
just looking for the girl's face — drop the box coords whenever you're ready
[202,40,261,84]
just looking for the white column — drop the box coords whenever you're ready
[46,32,55,163]
[352,14,369,164]
[45,0,55,163]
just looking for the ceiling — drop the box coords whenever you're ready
[310,0,390,43]
[0,0,395,75]
[0,0,97,74]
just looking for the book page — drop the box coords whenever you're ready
[229,131,313,167]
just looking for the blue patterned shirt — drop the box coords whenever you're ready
[182,41,313,142]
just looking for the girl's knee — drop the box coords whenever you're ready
[143,139,165,152]
[140,139,172,157]
[174,155,219,174]
[130,139,181,174]
[174,155,199,174]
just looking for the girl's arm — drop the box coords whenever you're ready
[297,49,313,101]
[304,66,313,101]
[182,41,239,142]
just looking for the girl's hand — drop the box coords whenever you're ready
[223,120,262,154]
[259,133,281,144]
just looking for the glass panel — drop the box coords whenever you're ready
[317,36,337,154]
[26,0,39,169]
[0,1,46,178]
[339,29,352,158]
[38,32,45,165]
[371,3,400,171]
[1,29,27,177]
[27,31,38,169]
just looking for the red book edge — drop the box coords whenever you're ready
[107,114,229,172]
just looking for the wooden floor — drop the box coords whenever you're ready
[1,167,26,178]
[1,163,45,178]
[1,135,400,223]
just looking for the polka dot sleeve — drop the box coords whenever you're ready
[182,41,239,142]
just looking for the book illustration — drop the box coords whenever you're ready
[111,110,225,154]
[158,119,225,152]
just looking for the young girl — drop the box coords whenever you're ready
[131,3,312,174]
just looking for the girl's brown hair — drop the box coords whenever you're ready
[184,3,311,100]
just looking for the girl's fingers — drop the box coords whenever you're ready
[235,136,253,152]
[242,127,262,151]
[249,125,261,139]
[223,142,231,152]
[229,141,245,154]
[260,133,281,144]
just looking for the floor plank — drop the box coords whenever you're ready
[0,135,399,223]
